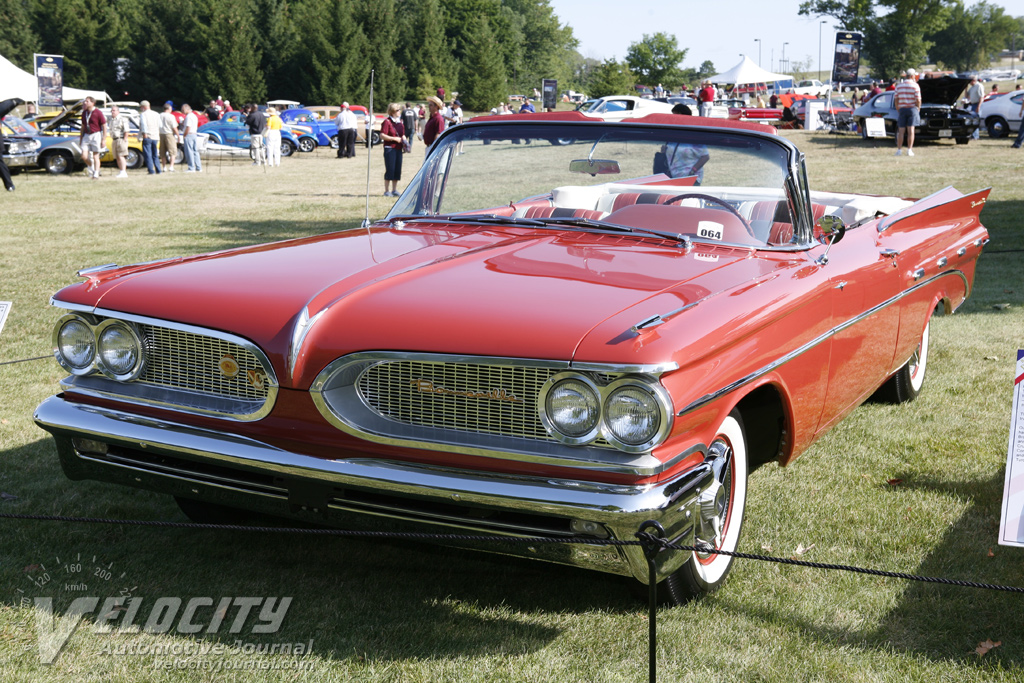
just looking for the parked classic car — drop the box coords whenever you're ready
[279,108,337,151]
[978,90,1023,138]
[35,112,989,604]
[2,112,84,174]
[198,111,302,157]
[581,95,675,121]
[852,76,979,143]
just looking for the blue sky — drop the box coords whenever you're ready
[547,0,1024,78]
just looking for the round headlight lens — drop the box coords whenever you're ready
[57,319,95,370]
[605,386,661,446]
[97,323,142,379]
[545,378,600,439]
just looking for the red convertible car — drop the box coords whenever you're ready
[35,112,988,604]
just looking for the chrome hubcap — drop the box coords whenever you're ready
[696,441,732,552]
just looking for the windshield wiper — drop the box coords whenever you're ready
[402,213,549,227]
[538,216,692,244]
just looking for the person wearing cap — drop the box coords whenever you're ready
[159,101,178,172]
[334,102,357,158]
[423,96,445,151]
[894,69,921,157]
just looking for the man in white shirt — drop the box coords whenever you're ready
[334,102,357,158]
[181,103,201,172]
[159,102,178,172]
[138,100,163,174]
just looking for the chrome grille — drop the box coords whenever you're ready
[138,324,268,401]
[358,361,554,440]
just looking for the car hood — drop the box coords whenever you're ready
[52,223,777,388]
[37,101,85,134]
[919,76,971,106]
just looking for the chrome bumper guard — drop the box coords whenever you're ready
[34,395,711,583]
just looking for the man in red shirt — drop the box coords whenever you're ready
[78,96,107,179]
[698,81,716,117]
[893,69,921,157]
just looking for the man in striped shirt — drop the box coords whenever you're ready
[894,69,922,157]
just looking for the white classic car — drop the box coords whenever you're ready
[581,96,675,121]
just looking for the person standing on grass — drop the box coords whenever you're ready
[108,105,130,178]
[0,97,24,192]
[159,101,178,172]
[966,77,984,140]
[138,100,162,174]
[894,69,921,157]
[78,96,107,179]
[402,102,417,151]
[265,106,282,167]
[181,103,202,172]
[245,103,267,166]
[423,96,445,151]
[380,103,406,197]
[334,102,357,158]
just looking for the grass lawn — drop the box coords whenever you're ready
[1,130,1023,682]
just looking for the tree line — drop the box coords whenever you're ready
[0,0,578,112]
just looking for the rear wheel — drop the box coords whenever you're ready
[329,134,339,149]
[125,147,142,169]
[661,412,748,604]
[875,318,930,403]
[298,137,316,153]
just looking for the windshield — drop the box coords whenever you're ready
[389,119,805,248]
[2,115,36,136]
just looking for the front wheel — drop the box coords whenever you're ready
[281,140,297,157]
[875,319,930,403]
[125,147,143,169]
[662,412,748,604]
[42,151,74,174]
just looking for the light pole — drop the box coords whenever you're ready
[819,20,827,82]
[782,42,789,73]
[755,39,762,67]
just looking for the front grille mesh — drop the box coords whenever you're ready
[357,361,555,440]
[137,324,269,401]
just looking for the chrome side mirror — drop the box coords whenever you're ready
[815,214,846,265]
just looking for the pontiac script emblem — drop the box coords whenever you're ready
[411,379,520,403]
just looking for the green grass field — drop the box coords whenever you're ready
[1,131,1023,682]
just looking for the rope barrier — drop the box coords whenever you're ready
[2,510,1021,683]
[0,356,48,367]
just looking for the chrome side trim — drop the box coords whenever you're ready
[77,263,118,277]
[677,269,970,416]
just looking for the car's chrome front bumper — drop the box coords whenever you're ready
[2,152,38,168]
[34,395,713,583]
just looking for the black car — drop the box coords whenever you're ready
[852,76,979,144]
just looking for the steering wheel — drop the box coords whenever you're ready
[663,193,756,238]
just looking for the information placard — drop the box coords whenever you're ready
[999,350,1024,546]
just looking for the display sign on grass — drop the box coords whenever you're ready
[999,350,1024,546]
[0,301,10,337]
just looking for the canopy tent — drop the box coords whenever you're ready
[708,56,791,86]
[0,54,107,104]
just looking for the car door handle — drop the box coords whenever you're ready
[880,249,900,258]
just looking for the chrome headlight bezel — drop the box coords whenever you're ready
[94,319,146,381]
[538,371,673,453]
[601,377,673,453]
[538,372,603,446]
[53,314,97,375]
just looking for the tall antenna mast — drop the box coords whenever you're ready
[362,69,375,229]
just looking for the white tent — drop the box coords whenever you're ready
[708,56,791,86]
[0,54,108,104]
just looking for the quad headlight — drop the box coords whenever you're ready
[95,320,145,380]
[55,315,96,374]
[53,314,145,381]
[539,372,672,452]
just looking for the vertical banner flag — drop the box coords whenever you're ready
[999,350,1024,547]
[831,32,862,84]
[35,54,64,107]
[542,79,558,111]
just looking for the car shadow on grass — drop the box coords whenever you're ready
[151,218,368,252]
[1,437,644,663]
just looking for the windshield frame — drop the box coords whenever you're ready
[388,115,815,249]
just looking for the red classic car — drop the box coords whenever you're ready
[35,112,989,604]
